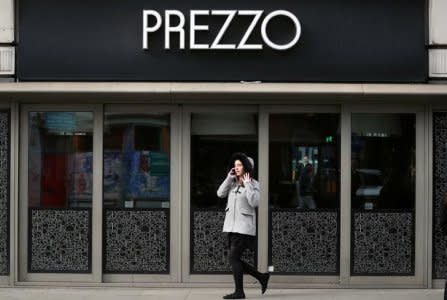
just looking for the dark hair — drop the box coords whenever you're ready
[229,152,253,173]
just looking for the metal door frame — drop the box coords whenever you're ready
[345,104,427,288]
[19,104,103,283]
[181,104,259,284]
[260,105,342,287]
[101,104,181,283]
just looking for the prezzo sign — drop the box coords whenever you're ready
[19,0,427,82]
[142,10,302,50]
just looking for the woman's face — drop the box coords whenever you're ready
[234,160,245,177]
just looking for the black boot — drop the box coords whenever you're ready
[260,273,270,294]
[223,291,246,299]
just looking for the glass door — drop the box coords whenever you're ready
[347,105,426,287]
[19,105,100,282]
[268,112,340,275]
[263,105,341,286]
[182,105,258,282]
[102,105,180,283]
[19,104,181,283]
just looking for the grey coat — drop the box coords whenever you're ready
[217,175,260,236]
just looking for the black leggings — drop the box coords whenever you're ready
[228,233,262,292]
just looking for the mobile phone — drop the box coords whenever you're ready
[230,168,236,175]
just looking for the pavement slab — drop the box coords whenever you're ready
[0,288,443,300]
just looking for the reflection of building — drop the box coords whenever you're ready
[0,0,447,291]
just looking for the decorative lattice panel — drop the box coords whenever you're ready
[270,210,338,274]
[433,112,447,278]
[0,111,9,275]
[104,209,169,273]
[352,211,414,275]
[29,209,91,272]
[191,210,256,273]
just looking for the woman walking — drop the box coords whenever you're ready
[217,152,270,299]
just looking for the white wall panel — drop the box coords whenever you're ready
[430,0,447,45]
[430,49,447,78]
[0,0,14,43]
[0,47,14,75]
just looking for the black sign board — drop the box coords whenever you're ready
[18,0,427,82]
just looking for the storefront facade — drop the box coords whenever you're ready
[0,0,447,289]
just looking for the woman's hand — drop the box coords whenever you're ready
[242,173,251,183]
[228,168,236,178]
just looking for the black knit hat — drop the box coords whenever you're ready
[229,152,254,173]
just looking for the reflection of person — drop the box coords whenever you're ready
[351,158,360,207]
[139,152,151,191]
[297,156,316,209]
[139,153,150,172]
[217,152,269,299]
[76,173,86,194]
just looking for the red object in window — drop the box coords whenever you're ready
[41,154,67,208]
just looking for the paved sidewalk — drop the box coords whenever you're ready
[0,288,444,300]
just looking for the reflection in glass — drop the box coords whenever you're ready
[190,112,258,273]
[269,114,340,209]
[103,112,170,209]
[28,112,93,208]
[351,114,415,210]
[190,113,258,209]
[351,113,416,276]
[268,113,340,275]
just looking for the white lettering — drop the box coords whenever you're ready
[165,10,186,49]
[190,10,210,49]
[237,10,263,50]
[210,10,237,50]
[143,10,162,49]
[261,10,301,50]
[142,9,301,51]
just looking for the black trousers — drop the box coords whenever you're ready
[228,232,262,292]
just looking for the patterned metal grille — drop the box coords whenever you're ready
[433,112,447,278]
[104,209,169,273]
[0,111,9,275]
[269,210,339,274]
[29,209,91,273]
[352,211,414,275]
[191,210,256,273]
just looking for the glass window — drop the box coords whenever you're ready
[103,112,170,209]
[351,114,415,210]
[190,112,258,274]
[351,113,416,276]
[191,112,258,209]
[268,113,340,275]
[28,112,93,208]
[269,113,340,209]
